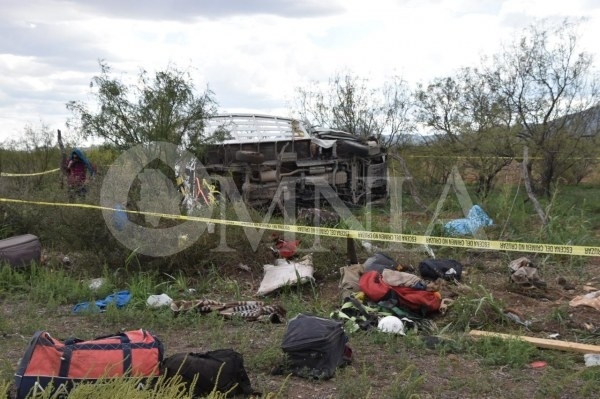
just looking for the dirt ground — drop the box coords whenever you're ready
[3,247,600,399]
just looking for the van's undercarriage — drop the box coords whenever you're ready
[181,114,388,210]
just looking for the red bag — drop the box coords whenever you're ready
[14,329,163,399]
[390,286,441,315]
[359,270,441,315]
[359,270,391,302]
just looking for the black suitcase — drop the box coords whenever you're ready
[0,234,41,268]
[277,314,351,380]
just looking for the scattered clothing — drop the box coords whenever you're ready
[381,269,425,289]
[508,257,533,271]
[330,293,431,334]
[508,257,547,289]
[359,271,442,315]
[338,263,364,300]
[570,291,600,312]
[170,299,286,323]
[72,290,131,313]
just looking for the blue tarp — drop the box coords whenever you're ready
[72,290,131,313]
[444,205,493,236]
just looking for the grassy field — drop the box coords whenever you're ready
[2,161,600,398]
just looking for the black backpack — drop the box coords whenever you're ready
[275,314,351,380]
[418,258,463,281]
[363,252,398,274]
[162,349,258,397]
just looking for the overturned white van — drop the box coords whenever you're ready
[183,114,388,209]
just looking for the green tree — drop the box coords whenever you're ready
[414,67,518,197]
[487,18,600,196]
[293,72,414,146]
[67,61,218,153]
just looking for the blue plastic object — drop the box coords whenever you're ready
[113,203,128,231]
[444,205,493,236]
[72,290,131,313]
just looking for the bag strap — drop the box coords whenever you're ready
[118,334,133,376]
[59,333,133,377]
[59,347,71,378]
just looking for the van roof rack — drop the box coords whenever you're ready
[205,114,311,144]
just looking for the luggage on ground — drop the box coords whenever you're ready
[363,252,399,274]
[418,258,463,281]
[359,270,442,315]
[162,349,258,397]
[0,234,41,268]
[276,313,351,380]
[14,329,163,399]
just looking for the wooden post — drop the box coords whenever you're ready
[469,330,600,354]
[57,129,68,188]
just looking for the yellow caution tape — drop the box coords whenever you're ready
[0,168,61,177]
[0,197,598,257]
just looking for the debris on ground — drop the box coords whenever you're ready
[508,257,547,289]
[444,204,493,236]
[257,254,314,296]
[170,299,286,323]
[570,291,600,311]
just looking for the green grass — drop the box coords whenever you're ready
[4,149,600,397]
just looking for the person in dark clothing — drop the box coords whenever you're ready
[65,148,95,200]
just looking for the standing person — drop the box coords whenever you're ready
[65,148,95,200]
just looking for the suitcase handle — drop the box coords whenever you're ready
[92,332,132,343]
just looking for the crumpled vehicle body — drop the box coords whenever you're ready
[181,114,388,209]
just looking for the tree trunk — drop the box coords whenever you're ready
[522,147,547,226]
[389,153,429,213]
[476,175,494,199]
[540,152,555,198]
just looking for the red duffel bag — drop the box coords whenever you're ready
[359,270,441,316]
[359,270,392,302]
[14,329,163,399]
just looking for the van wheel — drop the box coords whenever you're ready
[235,150,265,164]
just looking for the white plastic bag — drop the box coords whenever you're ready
[257,254,314,296]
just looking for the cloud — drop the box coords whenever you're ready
[78,0,345,21]
[1,0,599,143]
[0,21,109,65]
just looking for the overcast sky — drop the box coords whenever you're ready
[1,0,599,144]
